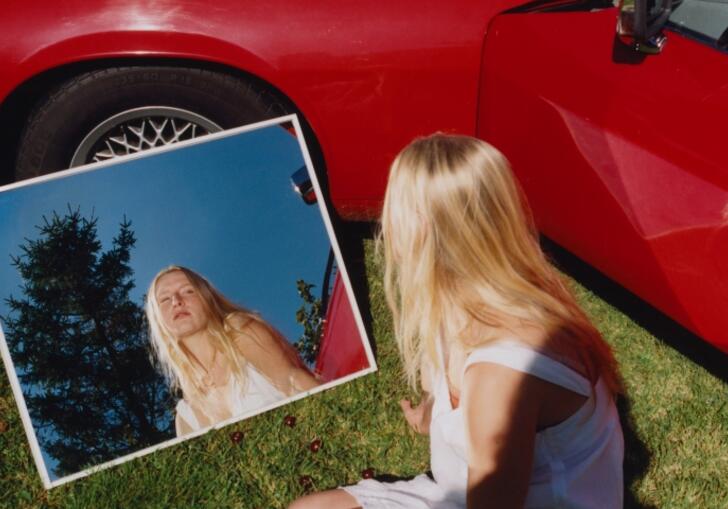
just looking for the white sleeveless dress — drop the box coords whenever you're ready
[341,339,624,508]
[175,363,286,431]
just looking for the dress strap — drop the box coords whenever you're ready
[464,339,592,396]
[176,399,200,431]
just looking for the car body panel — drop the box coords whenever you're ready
[0,0,521,218]
[1,1,726,354]
[479,7,728,352]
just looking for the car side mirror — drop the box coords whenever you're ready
[291,166,318,205]
[617,0,672,54]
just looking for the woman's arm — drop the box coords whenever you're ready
[461,362,542,509]
[233,319,321,395]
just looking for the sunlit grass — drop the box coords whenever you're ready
[0,240,726,508]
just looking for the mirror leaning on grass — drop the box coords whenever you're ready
[0,240,726,508]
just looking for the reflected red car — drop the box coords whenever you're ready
[0,0,726,354]
[316,274,369,382]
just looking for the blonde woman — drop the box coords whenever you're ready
[146,266,320,436]
[290,135,624,508]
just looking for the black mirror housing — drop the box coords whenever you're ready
[618,0,672,53]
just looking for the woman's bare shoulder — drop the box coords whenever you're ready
[467,320,588,376]
[225,312,270,344]
[227,315,287,368]
[225,311,257,332]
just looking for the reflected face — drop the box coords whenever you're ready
[155,271,209,340]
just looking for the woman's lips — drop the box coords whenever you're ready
[173,311,191,320]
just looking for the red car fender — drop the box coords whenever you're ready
[2,28,328,151]
[315,274,369,382]
[0,0,525,218]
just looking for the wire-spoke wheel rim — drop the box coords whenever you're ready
[70,106,223,167]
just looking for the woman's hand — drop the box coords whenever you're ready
[400,394,433,435]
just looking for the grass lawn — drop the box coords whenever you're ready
[0,240,726,508]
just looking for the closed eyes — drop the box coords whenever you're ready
[157,286,195,304]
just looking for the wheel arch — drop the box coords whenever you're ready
[0,56,329,195]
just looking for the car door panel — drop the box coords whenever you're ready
[479,6,728,352]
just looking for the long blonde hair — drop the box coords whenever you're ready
[146,266,308,416]
[379,134,620,396]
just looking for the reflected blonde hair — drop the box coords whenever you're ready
[146,266,307,418]
[380,134,620,396]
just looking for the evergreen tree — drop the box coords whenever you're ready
[3,207,174,477]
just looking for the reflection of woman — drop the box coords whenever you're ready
[146,266,320,436]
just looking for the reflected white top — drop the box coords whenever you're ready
[175,363,286,431]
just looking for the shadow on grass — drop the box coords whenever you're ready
[618,395,657,509]
[542,236,728,509]
[372,471,433,483]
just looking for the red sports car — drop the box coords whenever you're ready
[0,0,726,354]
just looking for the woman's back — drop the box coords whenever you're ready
[430,338,623,508]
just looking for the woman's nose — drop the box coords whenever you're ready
[171,294,183,306]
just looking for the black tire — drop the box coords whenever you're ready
[15,66,289,181]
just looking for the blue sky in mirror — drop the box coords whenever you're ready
[0,124,331,481]
[0,124,330,345]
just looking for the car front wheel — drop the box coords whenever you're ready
[15,66,289,181]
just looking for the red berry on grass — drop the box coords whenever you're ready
[299,475,313,490]
[309,438,322,453]
[284,415,297,427]
[230,431,244,444]
[361,468,375,479]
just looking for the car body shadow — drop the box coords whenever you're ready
[541,237,728,385]
[332,220,377,359]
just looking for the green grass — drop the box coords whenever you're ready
[577,285,728,508]
[1,241,726,508]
